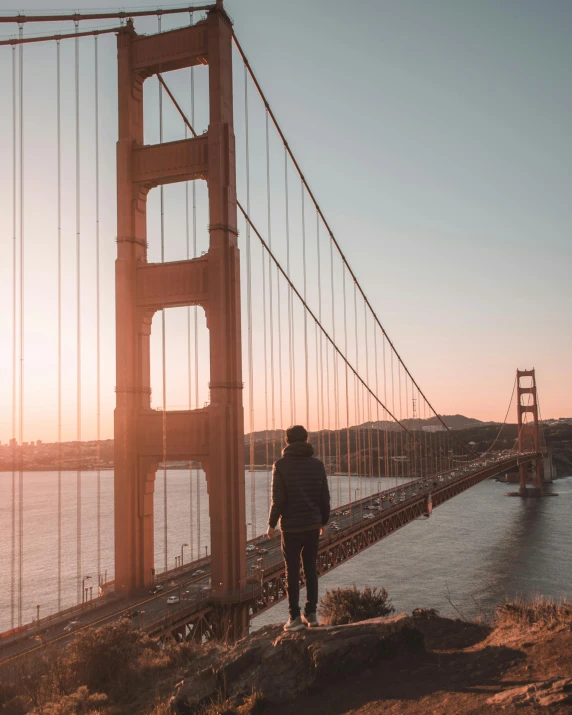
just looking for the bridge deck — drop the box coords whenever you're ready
[0,452,540,660]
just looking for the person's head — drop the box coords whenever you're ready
[286,425,308,444]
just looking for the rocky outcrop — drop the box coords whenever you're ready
[487,678,572,708]
[173,614,424,713]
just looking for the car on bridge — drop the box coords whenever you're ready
[246,544,256,553]
[192,569,206,577]
[63,620,81,633]
[166,595,180,605]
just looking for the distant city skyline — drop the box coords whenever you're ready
[0,0,570,443]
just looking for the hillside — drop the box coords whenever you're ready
[3,598,571,714]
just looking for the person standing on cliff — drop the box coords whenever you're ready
[266,425,331,632]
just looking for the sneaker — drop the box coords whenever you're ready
[302,612,320,627]
[283,616,306,632]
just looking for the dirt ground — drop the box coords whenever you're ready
[273,616,572,715]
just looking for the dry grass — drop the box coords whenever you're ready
[0,619,201,715]
[199,687,265,715]
[496,595,572,628]
[319,586,394,626]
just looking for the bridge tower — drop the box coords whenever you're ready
[114,2,248,636]
[516,368,543,496]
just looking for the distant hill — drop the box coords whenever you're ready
[361,414,497,431]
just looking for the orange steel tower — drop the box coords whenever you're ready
[516,368,543,496]
[114,2,248,634]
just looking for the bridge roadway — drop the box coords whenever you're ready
[0,451,539,661]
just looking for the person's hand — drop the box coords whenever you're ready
[319,526,324,536]
[266,525,278,539]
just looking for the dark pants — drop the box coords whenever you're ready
[281,529,320,618]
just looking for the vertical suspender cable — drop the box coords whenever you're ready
[342,268,350,504]
[330,238,341,505]
[158,14,168,572]
[265,112,276,463]
[383,334,388,481]
[11,43,17,630]
[191,24,200,562]
[262,231,269,502]
[244,66,255,538]
[316,214,324,455]
[277,253,283,434]
[353,282,360,496]
[323,240,332,472]
[284,151,294,423]
[74,20,82,603]
[314,320,321,449]
[56,39,62,611]
[301,184,309,430]
[399,363,405,484]
[374,324,381,486]
[18,22,24,624]
[364,300,372,500]
[94,34,102,592]
[390,349,396,489]
[186,10,194,562]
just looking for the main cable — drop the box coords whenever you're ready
[233,34,476,458]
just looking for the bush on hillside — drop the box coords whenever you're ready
[66,620,170,702]
[497,597,572,628]
[0,618,197,714]
[319,586,394,625]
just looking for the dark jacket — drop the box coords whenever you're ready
[268,442,330,532]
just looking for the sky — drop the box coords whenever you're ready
[0,0,570,442]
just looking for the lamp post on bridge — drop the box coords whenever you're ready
[82,575,92,604]
[180,543,188,570]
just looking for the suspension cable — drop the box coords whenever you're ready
[11,42,17,630]
[158,14,168,573]
[186,9,194,564]
[265,111,277,464]
[0,25,123,47]
[74,19,82,604]
[284,151,294,423]
[330,234,341,504]
[153,73,486,468]
[236,203,448,468]
[342,267,351,504]
[56,38,62,612]
[301,182,310,429]
[18,22,24,625]
[316,213,324,455]
[0,5,214,23]
[233,33,476,456]
[262,232,270,506]
[244,65,255,538]
[94,33,102,595]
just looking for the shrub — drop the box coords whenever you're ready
[36,686,107,715]
[65,620,170,702]
[497,596,572,628]
[319,586,394,625]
